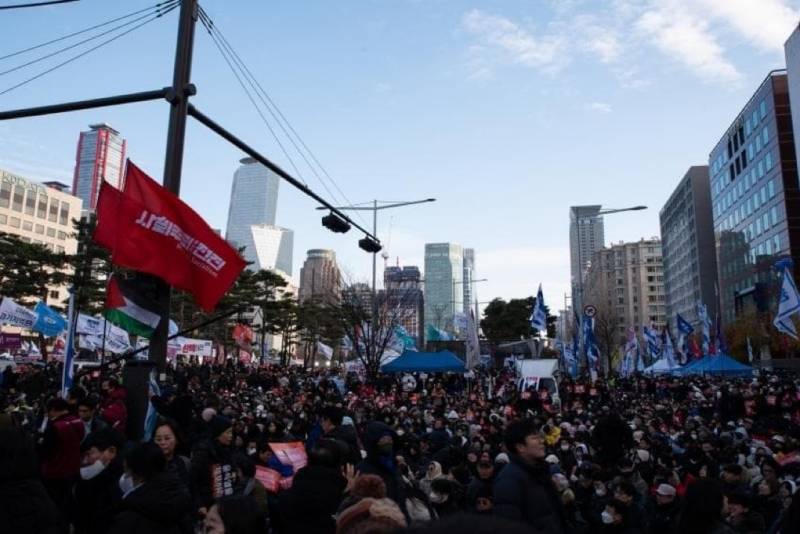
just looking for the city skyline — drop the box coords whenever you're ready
[4,1,800,309]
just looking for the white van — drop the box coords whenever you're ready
[515,359,561,406]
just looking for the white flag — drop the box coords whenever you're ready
[774,267,800,339]
[465,310,481,369]
[0,297,37,329]
[316,341,334,360]
[530,284,547,332]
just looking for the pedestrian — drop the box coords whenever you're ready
[202,495,267,534]
[108,442,192,534]
[71,428,124,534]
[39,397,85,519]
[675,479,735,534]
[357,421,408,513]
[191,415,236,516]
[493,418,567,533]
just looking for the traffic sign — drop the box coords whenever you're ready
[583,304,597,317]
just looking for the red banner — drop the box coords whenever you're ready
[93,161,246,311]
[269,442,308,472]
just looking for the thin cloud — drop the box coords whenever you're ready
[695,0,800,52]
[635,3,741,83]
[462,9,565,70]
[585,101,613,113]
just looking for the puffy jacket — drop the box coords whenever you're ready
[40,413,85,480]
[324,424,362,467]
[190,438,235,509]
[108,473,192,534]
[493,454,567,533]
[71,456,124,534]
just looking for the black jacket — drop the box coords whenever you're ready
[0,478,61,534]
[493,454,567,534]
[108,473,192,534]
[648,500,679,534]
[275,465,346,534]
[324,424,362,467]
[190,438,234,509]
[71,457,124,534]
[356,422,407,514]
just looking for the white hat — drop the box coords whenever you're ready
[447,410,459,421]
[545,454,560,464]
[495,452,510,464]
[656,484,676,497]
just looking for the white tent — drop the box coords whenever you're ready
[643,358,679,374]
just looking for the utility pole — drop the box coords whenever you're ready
[150,0,198,377]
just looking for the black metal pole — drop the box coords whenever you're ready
[150,0,198,377]
[0,88,170,121]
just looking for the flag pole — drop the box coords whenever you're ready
[61,288,76,398]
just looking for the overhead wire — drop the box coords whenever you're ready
[0,0,179,77]
[0,0,78,10]
[0,1,179,97]
[197,9,310,189]
[0,0,176,61]
[197,4,371,230]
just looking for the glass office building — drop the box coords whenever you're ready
[709,71,800,325]
[424,243,463,334]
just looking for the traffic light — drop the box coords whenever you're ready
[358,236,382,253]
[321,212,351,233]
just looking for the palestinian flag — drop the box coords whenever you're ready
[104,274,162,338]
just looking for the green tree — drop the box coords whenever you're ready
[480,296,557,344]
[66,216,112,315]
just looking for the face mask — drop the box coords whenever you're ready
[247,447,257,455]
[429,492,447,504]
[80,460,106,480]
[378,443,393,455]
[601,511,614,524]
[119,473,135,495]
[595,487,607,497]
[561,445,570,451]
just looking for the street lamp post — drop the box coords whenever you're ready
[574,205,646,376]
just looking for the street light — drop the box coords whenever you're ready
[317,198,437,319]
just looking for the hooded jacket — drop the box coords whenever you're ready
[356,421,407,513]
[108,473,192,534]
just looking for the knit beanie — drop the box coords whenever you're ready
[209,415,232,439]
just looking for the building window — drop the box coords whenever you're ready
[0,214,6,224]
[55,245,65,254]
[0,180,10,208]
[57,230,66,240]
[35,224,44,234]
[774,234,781,252]
[766,151,773,170]
[12,185,23,212]
[24,192,35,216]
[59,204,69,226]
[762,127,769,146]
[48,199,58,222]
[10,216,20,228]
[37,195,47,219]
[48,290,59,299]
[771,206,778,226]
[22,220,32,231]
[760,99,767,119]
[768,179,775,198]
[46,227,55,237]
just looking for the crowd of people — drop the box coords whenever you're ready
[1,358,800,534]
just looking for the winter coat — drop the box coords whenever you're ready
[101,388,128,434]
[648,500,680,534]
[108,473,192,534]
[356,421,407,513]
[0,478,61,534]
[275,464,346,534]
[71,456,124,534]
[40,413,85,480]
[324,424,362,466]
[190,438,235,509]
[493,454,568,534]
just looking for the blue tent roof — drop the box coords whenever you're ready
[380,350,466,373]
[678,354,752,376]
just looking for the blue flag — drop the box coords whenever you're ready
[143,369,160,441]
[676,313,694,335]
[61,291,76,397]
[32,301,67,337]
[530,284,547,332]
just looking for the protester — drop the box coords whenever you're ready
[40,397,85,517]
[71,429,124,534]
[202,495,267,534]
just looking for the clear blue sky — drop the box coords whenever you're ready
[0,0,797,314]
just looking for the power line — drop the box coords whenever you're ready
[197,10,309,188]
[0,0,78,10]
[197,4,371,229]
[0,2,178,97]
[0,0,176,62]
[0,1,179,77]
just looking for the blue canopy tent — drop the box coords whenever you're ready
[380,350,466,373]
[677,354,752,376]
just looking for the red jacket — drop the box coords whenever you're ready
[101,387,128,436]
[41,413,85,480]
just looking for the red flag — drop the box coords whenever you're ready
[93,163,245,311]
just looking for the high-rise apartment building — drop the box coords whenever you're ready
[570,206,605,314]
[381,265,424,347]
[0,169,82,306]
[225,157,293,274]
[462,248,476,315]
[584,238,666,340]
[299,249,341,302]
[423,243,463,335]
[659,166,719,331]
[72,123,126,210]
[708,71,800,325]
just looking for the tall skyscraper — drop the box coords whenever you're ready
[424,243,463,335]
[708,70,800,326]
[72,123,126,210]
[462,248,475,315]
[381,265,424,347]
[225,157,293,274]
[660,166,718,331]
[299,249,341,302]
[570,205,605,314]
